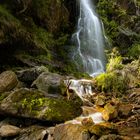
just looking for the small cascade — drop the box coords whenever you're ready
[72,0,106,76]
[64,79,95,101]
[66,112,104,125]
[64,78,104,124]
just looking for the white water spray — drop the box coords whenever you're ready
[72,0,105,76]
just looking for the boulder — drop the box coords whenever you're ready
[16,66,48,86]
[0,71,18,93]
[32,72,64,94]
[0,88,82,122]
[54,124,90,140]
[15,125,48,140]
[118,104,133,117]
[88,122,117,136]
[0,124,21,137]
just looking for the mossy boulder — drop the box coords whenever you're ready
[0,88,82,122]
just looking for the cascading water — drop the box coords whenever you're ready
[72,0,106,77]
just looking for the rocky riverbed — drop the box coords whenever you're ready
[0,60,139,140]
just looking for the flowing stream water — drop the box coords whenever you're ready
[67,0,107,124]
[72,0,105,76]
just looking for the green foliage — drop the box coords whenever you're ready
[97,0,139,49]
[128,43,140,59]
[97,0,120,44]
[95,72,127,93]
[0,5,19,24]
[106,56,123,72]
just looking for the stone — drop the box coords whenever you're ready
[15,125,48,140]
[54,124,90,140]
[102,103,118,121]
[88,122,117,136]
[0,88,82,122]
[90,135,97,140]
[16,66,48,85]
[0,71,18,93]
[0,124,21,137]
[32,72,64,94]
[95,95,106,106]
[118,104,133,117]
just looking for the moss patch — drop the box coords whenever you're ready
[95,72,127,93]
[0,88,82,122]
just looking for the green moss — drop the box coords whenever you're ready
[128,43,140,59]
[43,98,82,121]
[95,72,127,93]
[12,89,82,122]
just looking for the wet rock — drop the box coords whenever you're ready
[102,103,118,121]
[0,124,21,137]
[0,88,82,122]
[16,66,48,86]
[54,124,90,140]
[0,71,18,93]
[32,72,64,94]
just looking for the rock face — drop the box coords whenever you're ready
[0,88,82,122]
[0,71,18,93]
[0,124,21,137]
[32,72,64,94]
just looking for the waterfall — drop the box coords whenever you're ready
[72,0,106,76]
